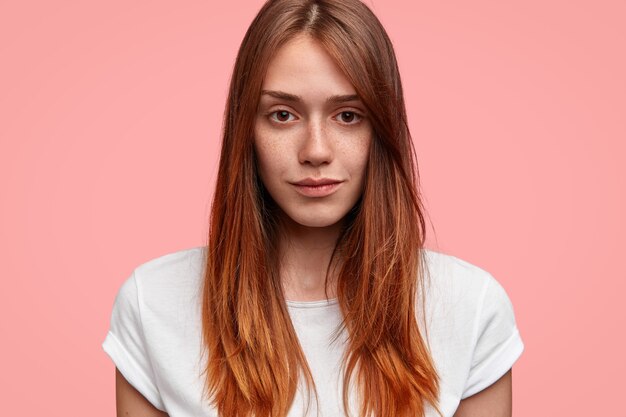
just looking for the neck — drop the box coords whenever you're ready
[277,212,344,302]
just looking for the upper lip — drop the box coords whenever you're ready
[292,177,343,186]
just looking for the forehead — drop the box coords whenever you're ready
[261,34,357,98]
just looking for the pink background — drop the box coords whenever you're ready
[1,0,624,415]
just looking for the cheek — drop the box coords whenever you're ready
[341,133,372,176]
[254,132,286,185]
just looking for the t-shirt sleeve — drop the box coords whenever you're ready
[461,273,524,399]
[102,270,165,411]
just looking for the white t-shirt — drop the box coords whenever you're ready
[102,246,524,416]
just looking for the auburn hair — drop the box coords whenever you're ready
[200,0,441,416]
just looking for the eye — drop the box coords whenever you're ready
[270,110,296,123]
[335,111,362,125]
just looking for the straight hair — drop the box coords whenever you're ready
[200,1,442,416]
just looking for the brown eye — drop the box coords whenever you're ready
[338,111,360,124]
[271,110,295,123]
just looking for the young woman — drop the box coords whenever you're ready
[103,1,524,416]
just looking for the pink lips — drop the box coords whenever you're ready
[291,177,343,197]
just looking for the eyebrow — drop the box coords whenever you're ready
[260,89,361,105]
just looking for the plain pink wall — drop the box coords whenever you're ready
[1,0,624,415]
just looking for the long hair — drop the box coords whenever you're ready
[200,1,441,416]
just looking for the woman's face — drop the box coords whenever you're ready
[254,34,373,229]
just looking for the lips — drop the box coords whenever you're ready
[290,178,344,197]
[292,178,342,186]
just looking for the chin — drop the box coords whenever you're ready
[284,210,347,229]
[297,219,342,228]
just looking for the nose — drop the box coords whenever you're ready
[298,118,333,166]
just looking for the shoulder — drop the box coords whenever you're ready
[421,249,498,306]
[421,249,518,320]
[419,249,524,401]
[132,246,206,291]
[130,246,207,318]
[134,245,206,280]
[420,249,519,328]
[103,246,208,412]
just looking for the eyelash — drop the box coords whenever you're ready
[268,109,363,125]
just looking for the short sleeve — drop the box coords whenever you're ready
[102,270,165,411]
[461,273,524,399]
